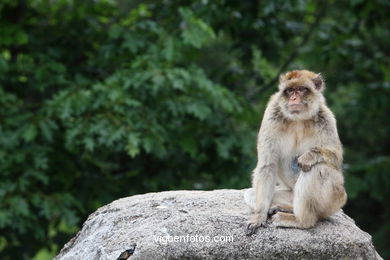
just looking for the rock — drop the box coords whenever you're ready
[55,189,382,260]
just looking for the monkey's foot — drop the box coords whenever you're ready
[269,212,299,228]
[267,206,293,217]
[245,223,258,236]
[246,222,268,236]
[246,213,268,236]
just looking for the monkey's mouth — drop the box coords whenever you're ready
[288,104,305,113]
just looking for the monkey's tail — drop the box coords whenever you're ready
[243,188,256,210]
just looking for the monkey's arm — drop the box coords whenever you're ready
[297,146,342,172]
[247,152,278,235]
[252,161,277,217]
[298,112,343,172]
[247,118,279,234]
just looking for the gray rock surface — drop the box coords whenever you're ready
[55,189,382,260]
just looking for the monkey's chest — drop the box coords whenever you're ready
[278,127,315,186]
[278,129,314,157]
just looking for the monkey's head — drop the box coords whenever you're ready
[278,70,325,120]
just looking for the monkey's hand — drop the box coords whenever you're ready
[246,211,268,236]
[297,150,322,172]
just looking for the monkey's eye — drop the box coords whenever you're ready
[297,87,309,94]
[285,88,294,96]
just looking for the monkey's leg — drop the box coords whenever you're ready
[272,165,346,228]
[314,166,347,218]
[246,188,291,235]
[268,189,293,217]
[268,188,302,228]
[270,211,298,227]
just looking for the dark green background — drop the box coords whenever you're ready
[0,0,389,259]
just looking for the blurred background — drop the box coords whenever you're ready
[0,0,389,259]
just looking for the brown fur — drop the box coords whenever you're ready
[281,70,318,81]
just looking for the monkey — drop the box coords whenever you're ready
[245,70,347,236]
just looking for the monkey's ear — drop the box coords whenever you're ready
[312,74,325,91]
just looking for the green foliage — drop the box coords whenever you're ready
[0,0,389,259]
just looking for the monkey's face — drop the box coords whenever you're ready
[278,70,325,121]
[279,83,321,120]
[283,86,310,113]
